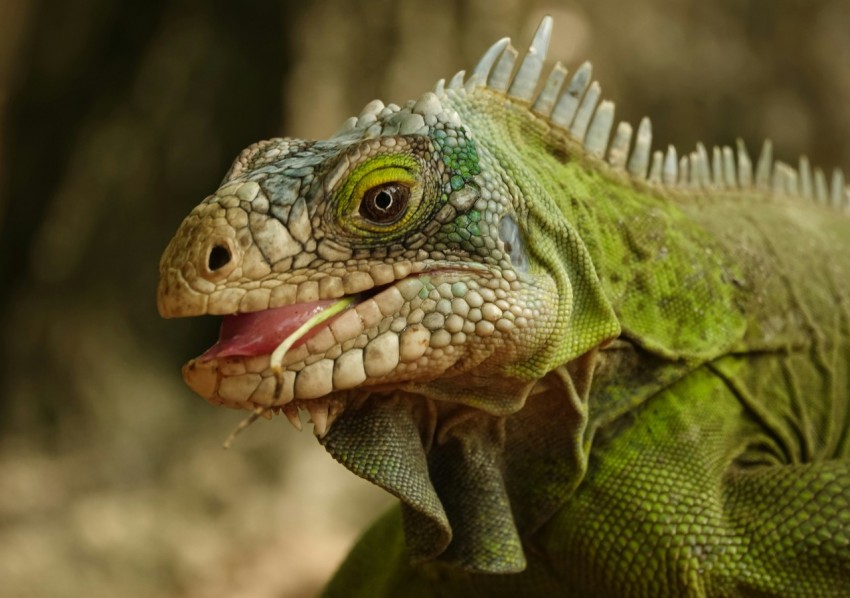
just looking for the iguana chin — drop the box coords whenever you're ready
[157,16,850,596]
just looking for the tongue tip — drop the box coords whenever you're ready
[199,336,267,362]
[198,344,223,362]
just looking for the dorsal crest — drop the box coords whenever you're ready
[465,16,849,207]
[337,16,849,209]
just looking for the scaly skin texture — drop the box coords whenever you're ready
[158,19,850,596]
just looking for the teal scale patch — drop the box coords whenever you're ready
[430,127,481,198]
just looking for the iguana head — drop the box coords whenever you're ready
[158,114,552,416]
[158,17,620,572]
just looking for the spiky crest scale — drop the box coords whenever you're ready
[337,16,850,209]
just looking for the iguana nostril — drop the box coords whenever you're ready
[207,244,232,271]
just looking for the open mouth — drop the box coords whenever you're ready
[183,279,418,439]
[180,266,488,436]
[199,296,360,363]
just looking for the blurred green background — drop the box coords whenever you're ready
[1,1,848,596]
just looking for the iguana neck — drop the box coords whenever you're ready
[452,88,750,364]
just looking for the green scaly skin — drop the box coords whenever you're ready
[158,19,850,597]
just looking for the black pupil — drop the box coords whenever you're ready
[360,183,409,224]
[375,191,393,210]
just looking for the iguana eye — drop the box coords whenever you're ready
[359,183,410,224]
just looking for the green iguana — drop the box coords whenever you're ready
[157,17,850,596]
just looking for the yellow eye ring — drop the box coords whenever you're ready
[336,158,422,234]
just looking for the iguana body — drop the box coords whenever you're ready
[158,18,850,596]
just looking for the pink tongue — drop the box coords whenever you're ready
[200,300,338,361]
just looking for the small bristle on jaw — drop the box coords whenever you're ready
[508,15,553,102]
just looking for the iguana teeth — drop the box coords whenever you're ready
[448,70,466,90]
[814,167,829,203]
[488,43,518,93]
[737,139,753,188]
[508,15,552,102]
[607,121,632,170]
[755,139,773,190]
[531,61,567,117]
[585,100,615,158]
[472,36,510,84]
[627,117,653,180]
[722,146,737,188]
[799,156,813,199]
[662,145,678,186]
[570,81,601,143]
[308,400,330,437]
[831,169,845,209]
[282,404,302,431]
[550,61,592,129]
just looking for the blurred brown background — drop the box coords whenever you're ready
[1,1,848,596]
